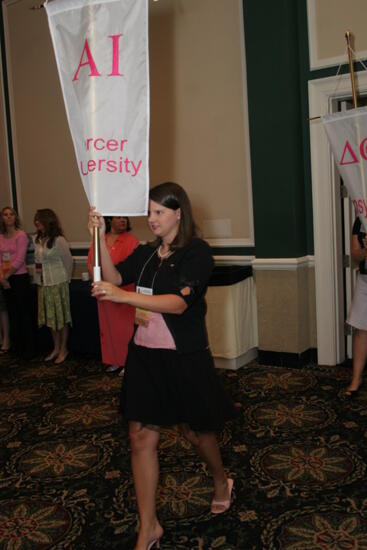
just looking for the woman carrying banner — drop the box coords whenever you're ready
[33,209,73,365]
[89,182,235,550]
[0,206,35,359]
[87,216,138,374]
[346,216,367,397]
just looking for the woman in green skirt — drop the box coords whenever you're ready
[33,209,73,364]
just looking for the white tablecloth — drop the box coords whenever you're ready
[206,276,258,365]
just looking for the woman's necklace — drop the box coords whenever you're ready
[107,232,119,249]
[157,244,172,260]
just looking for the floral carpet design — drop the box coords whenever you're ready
[0,354,365,549]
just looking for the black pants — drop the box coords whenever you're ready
[4,273,35,358]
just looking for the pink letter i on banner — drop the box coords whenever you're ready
[108,34,124,76]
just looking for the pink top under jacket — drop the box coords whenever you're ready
[134,312,176,350]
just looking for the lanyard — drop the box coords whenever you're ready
[136,248,159,291]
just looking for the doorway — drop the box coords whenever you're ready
[309,71,367,365]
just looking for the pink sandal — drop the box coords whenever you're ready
[211,478,234,514]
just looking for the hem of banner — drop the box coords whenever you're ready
[322,106,367,123]
[45,0,121,16]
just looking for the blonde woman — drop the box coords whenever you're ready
[0,206,34,359]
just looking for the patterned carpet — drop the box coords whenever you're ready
[0,352,366,549]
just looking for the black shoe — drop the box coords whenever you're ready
[344,386,361,399]
[106,365,121,373]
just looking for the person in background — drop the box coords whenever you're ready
[89,182,236,550]
[0,206,35,359]
[0,287,10,354]
[88,216,138,374]
[346,216,367,397]
[33,209,73,365]
[0,212,10,353]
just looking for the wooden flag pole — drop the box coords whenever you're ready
[309,31,358,121]
[345,30,358,108]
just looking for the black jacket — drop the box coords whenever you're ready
[116,237,214,353]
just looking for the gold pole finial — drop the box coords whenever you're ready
[345,30,358,109]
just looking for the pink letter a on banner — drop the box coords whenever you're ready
[340,139,359,165]
[73,39,101,81]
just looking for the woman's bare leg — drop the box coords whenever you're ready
[55,325,69,363]
[347,328,367,392]
[45,329,60,360]
[181,425,229,501]
[129,422,163,550]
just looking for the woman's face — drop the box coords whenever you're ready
[2,209,16,229]
[34,218,45,233]
[148,199,180,243]
[110,217,127,234]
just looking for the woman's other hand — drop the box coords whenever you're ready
[92,281,126,303]
[88,207,106,238]
[0,278,10,289]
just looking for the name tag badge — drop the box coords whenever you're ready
[136,286,153,296]
[135,286,153,326]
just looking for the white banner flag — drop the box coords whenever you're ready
[44,0,149,216]
[322,106,367,232]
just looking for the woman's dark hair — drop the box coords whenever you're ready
[0,206,22,233]
[104,216,131,233]
[34,208,64,249]
[149,182,197,249]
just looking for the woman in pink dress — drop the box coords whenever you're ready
[88,216,138,373]
[0,206,35,359]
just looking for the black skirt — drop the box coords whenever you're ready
[120,343,236,432]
